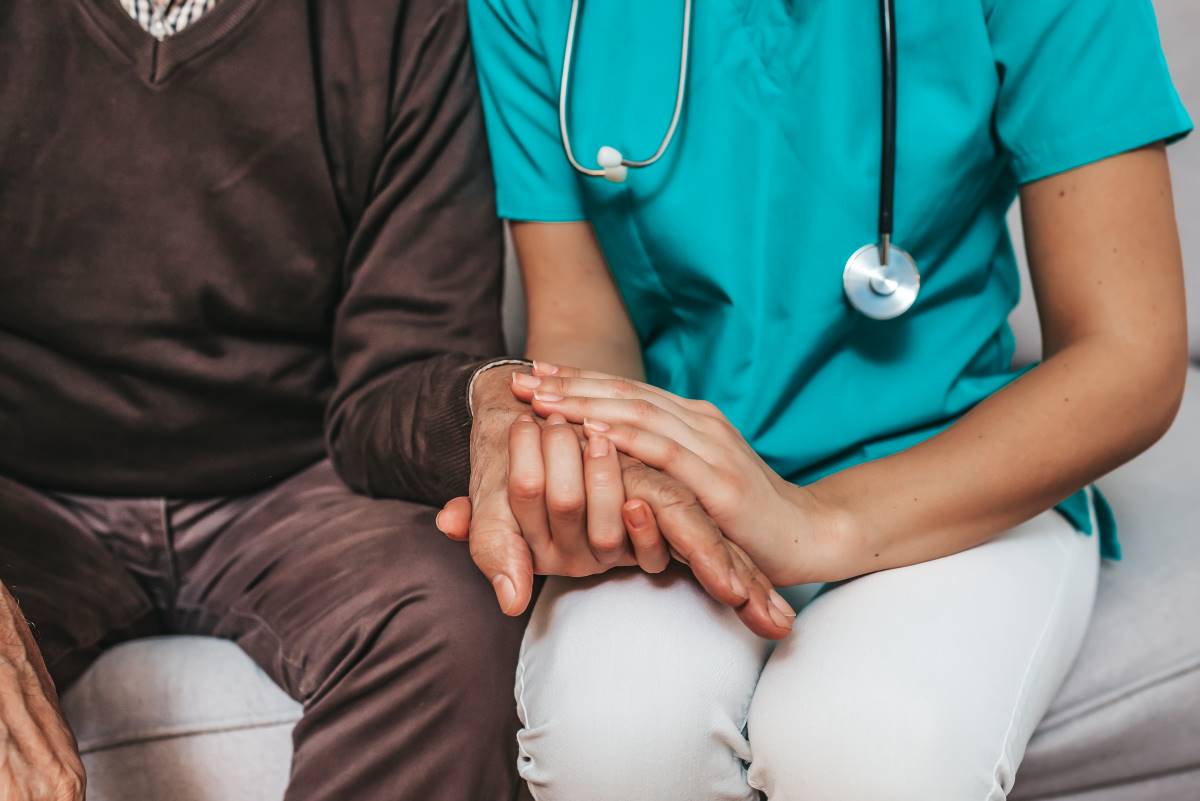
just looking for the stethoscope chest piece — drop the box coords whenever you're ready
[842,243,920,320]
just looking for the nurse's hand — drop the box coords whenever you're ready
[512,363,846,588]
[440,393,793,638]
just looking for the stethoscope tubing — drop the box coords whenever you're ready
[558,0,898,251]
[556,0,919,318]
[878,0,898,264]
[558,0,693,175]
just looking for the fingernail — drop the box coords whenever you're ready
[583,418,610,432]
[513,372,541,389]
[492,575,517,612]
[588,433,610,458]
[434,511,447,533]
[546,413,567,425]
[515,413,534,423]
[728,569,748,601]
[768,589,796,619]
[625,501,649,528]
[767,602,792,630]
[533,390,564,403]
[533,360,559,375]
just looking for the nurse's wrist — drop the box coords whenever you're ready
[779,481,866,585]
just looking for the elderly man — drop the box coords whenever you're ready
[0,1,780,799]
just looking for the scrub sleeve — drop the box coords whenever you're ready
[987,0,1191,184]
[468,0,586,222]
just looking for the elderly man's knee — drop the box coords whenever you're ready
[300,516,526,724]
[363,559,522,664]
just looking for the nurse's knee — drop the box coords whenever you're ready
[520,703,750,801]
[749,679,1001,801]
[518,571,765,801]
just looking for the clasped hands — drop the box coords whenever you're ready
[439,363,839,639]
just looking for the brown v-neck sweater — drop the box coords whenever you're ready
[0,0,505,501]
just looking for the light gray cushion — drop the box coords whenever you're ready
[62,636,300,801]
[1012,366,1200,799]
[1019,770,1200,801]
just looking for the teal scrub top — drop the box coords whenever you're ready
[469,0,1193,560]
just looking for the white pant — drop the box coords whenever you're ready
[516,503,1100,801]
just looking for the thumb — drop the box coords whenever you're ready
[435,496,472,541]
[468,498,535,616]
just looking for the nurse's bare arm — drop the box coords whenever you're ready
[521,144,1186,588]
[744,144,1184,581]
[791,143,1188,578]
[512,221,647,380]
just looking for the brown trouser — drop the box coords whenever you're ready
[0,460,526,801]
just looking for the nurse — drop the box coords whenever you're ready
[462,1,1192,798]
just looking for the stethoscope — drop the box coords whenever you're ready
[558,0,920,320]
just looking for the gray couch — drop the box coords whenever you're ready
[61,370,1200,801]
[61,3,1199,799]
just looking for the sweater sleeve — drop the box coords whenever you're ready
[326,0,506,506]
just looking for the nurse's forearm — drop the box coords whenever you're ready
[799,145,1187,582]
[514,221,646,380]
[801,336,1184,581]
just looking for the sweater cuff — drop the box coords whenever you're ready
[422,359,492,500]
[466,358,533,416]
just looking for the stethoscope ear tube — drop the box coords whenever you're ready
[557,0,921,318]
[558,0,694,180]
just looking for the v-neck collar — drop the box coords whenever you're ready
[76,0,264,86]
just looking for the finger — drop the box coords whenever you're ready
[531,359,569,377]
[513,372,697,420]
[629,472,787,639]
[729,543,794,639]
[621,464,745,608]
[583,433,630,565]
[467,495,536,616]
[530,363,725,419]
[436,497,472,541]
[507,415,553,553]
[533,394,715,459]
[533,362,636,382]
[622,499,670,573]
[541,413,589,555]
[587,421,718,493]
